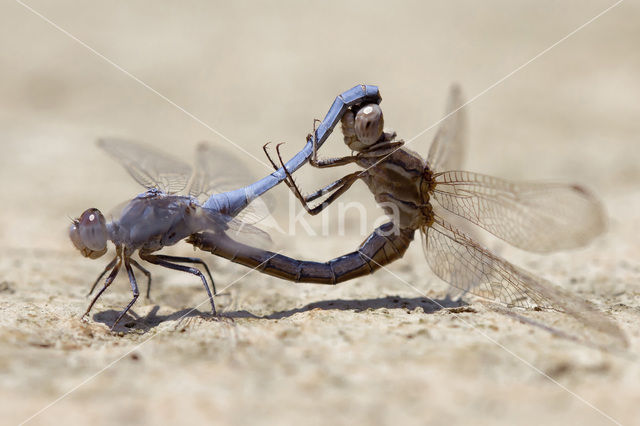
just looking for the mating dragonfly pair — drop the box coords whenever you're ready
[70,84,626,348]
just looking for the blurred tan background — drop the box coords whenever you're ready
[1,1,639,425]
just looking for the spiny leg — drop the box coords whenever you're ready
[310,154,361,168]
[274,143,361,215]
[312,140,405,168]
[309,117,355,167]
[358,141,404,158]
[265,137,403,215]
[263,142,281,172]
[129,258,152,299]
[111,257,140,329]
[274,140,403,214]
[84,253,122,318]
[140,253,216,315]
[267,138,403,195]
[263,142,295,190]
[309,115,404,167]
[304,173,361,203]
[264,142,357,203]
[297,140,405,205]
[150,254,216,295]
[310,118,321,164]
[264,139,395,181]
[308,122,361,168]
[87,256,117,296]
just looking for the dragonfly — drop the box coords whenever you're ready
[68,85,382,329]
[189,85,627,348]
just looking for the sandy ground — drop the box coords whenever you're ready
[1,1,640,425]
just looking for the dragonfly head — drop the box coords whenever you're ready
[342,103,384,151]
[69,208,108,259]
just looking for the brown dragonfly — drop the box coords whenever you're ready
[189,86,626,349]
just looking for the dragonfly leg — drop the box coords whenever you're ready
[309,111,403,167]
[310,118,321,165]
[308,139,404,167]
[87,256,117,296]
[311,120,360,168]
[149,254,216,295]
[129,258,152,299]
[267,140,358,202]
[140,253,216,315]
[358,141,404,158]
[83,249,123,318]
[111,257,140,329]
[311,118,321,155]
[264,142,360,211]
[310,154,360,168]
[263,142,296,190]
[303,173,362,208]
[309,119,363,168]
[274,143,361,215]
[263,142,280,171]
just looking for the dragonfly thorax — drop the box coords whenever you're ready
[107,191,213,253]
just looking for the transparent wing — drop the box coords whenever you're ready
[189,142,255,197]
[426,84,467,172]
[225,218,272,248]
[97,138,192,194]
[189,142,275,224]
[422,215,626,349]
[200,208,272,248]
[106,199,132,222]
[431,171,606,253]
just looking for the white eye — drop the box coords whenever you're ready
[69,208,108,259]
[354,103,384,146]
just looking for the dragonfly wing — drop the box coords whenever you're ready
[422,215,626,349]
[200,207,272,249]
[97,138,192,194]
[426,84,467,172]
[225,218,273,248]
[189,141,275,224]
[431,171,606,253]
[423,215,549,309]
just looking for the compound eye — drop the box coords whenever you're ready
[341,109,356,138]
[79,208,107,251]
[354,104,384,146]
[69,222,84,251]
[69,208,108,259]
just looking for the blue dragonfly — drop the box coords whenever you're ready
[69,85,380,329]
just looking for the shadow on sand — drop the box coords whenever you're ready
[92,305,214,333]
[92,295,466,332]
[227,295,465,320]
